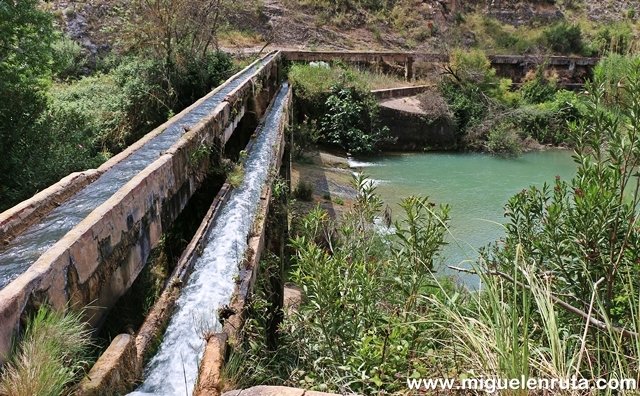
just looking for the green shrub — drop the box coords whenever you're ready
[520,69,557,104]
[439,82,487,139]
[228,164,245,188]
[593,23,633,55]
[169,51,234,108]
[293,180,313,201]
[230,175,451,393]
[592,54,640,106]
[508,89,585,145]
[288,63,369,121]
[487,60,640,328]
[486,123,521,155]
[542,22,584,54]
[292,118,320,159]
[51,35,86,80]
[320,84,389,154]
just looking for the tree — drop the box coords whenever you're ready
[0,0,54,207]
[121,0,234,107]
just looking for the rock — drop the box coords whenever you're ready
[283,284,303,314]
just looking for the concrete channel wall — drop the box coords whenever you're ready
[281,50,599,83]
[78,85,293,396]
[0,55,269,245]
[0,52,284,361]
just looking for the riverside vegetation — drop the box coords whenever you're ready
[287,50,587,156]
[226,56,640,394]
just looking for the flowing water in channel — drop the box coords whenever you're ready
[352,150,576,288]
[129,83,289,396]
[0,53,277,289]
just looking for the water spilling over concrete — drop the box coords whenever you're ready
[129,83,289,396]
[0,53,277,289]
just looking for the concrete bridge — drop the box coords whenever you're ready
[281,50,599,83]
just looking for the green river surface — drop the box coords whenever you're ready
[352,150,576,288]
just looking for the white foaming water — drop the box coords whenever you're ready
[129,84,289,396]
[373,217,396,236]
[347,158,379,168]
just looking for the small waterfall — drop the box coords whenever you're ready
[128,83,289,396]
[0,53,277,289]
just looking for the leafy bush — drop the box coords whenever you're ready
[288,64,389,154]
[288,63,368,120]
[487,60,640,328]
[447,49,502,91]
[592,54,640,106]
[46,57,170,153]
[51,35,87,80]
[439,82,487,139]
[593,23,633,55]
[508,89,585,145]
[521,69,557,104]
[231,174,451,393]
[542,23,584,54]
[486,123,521,155]
[292,118,320,159]
[0,0,54,208]
[293,180,313,201]
[320,85,389,154]
[169,51,234,108]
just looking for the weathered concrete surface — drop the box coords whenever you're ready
[371,85,431,100]
[0,56,269,246]
[222,386,344,396]
[81,86,292,395]
[282,50,598,83]
[379,95,456,150]
[77,333,137,396]
[194,333,228,396]
[0,52,283,362]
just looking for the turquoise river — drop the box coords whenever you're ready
[354,150,576,287]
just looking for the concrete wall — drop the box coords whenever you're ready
[0,52,284,361]
[371,85,431,100]
[0,57,269,245]
[379,104,456,151]
[281,50,598,83]
[78,85,293,396]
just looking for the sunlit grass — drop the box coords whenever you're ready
[0,306,92,396]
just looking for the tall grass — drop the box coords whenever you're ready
[0,306,92,396]
[427,248,640,395]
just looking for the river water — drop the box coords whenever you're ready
[352,150,576,287]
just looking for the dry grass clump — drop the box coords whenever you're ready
[0,306,92,396]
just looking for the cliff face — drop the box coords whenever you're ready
[48,0,639,54]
